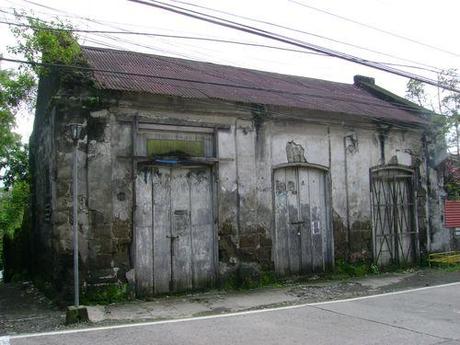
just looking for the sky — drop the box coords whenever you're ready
[0,0,459,142]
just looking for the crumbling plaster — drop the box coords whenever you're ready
[32,92,450,293]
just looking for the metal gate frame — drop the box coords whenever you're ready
[369,165,420,265]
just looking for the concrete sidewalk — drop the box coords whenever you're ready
[2,268,460,335]
[85,268,460,325]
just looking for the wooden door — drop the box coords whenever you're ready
[273,166,332,275]
[135,166,216,295]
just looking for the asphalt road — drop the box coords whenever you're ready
[4,282,460,345]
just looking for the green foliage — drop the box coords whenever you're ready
[445,181,460,200]
[437,263,460,272]
[334,259,377,278]
[81,283,130,305]
[369,263,380,275]
[8,10,82,76]
[406,69,460,153]
[0,181,30,269]
[0,11,84,271]
[0,69,34,189]
[406,70,460,197]
[0,181,30,239]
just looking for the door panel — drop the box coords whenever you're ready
[170,168,193,291]
[274,169,289,275]
[309,169,324,272]
[274,166,331,275]
[136,166,215,296]
[134,171,154,296]
[286,167,301,274]
[152,167,172,294]
[189,169,215,287]
[298,169,312,273]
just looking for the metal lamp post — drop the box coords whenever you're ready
[69,123,83,307]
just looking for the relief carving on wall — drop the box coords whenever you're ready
[286,141,307,163]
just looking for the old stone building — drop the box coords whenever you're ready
[31,46,452,297]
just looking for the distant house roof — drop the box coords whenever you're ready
[445,200,460,228]
[82,46,428,125]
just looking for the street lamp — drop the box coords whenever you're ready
[68,123,83,307]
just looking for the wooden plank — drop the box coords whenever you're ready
[170,168,193,291]
[138,123,216,133]
[189,167,215,288]
[152,167,172,294]
[286,167,301,274]
[273,168,289,275]
[118,116,232,130]
[319,172,328,270]
[309,169,324,272]
[298,167,313,273]
[134,170,154,296]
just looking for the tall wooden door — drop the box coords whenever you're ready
[273,166,333,275]
[135,166,216,295]
[370,166,419,266]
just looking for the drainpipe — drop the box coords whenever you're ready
[422,134,432,254]
[343,136,351,258]
[131,115,138,268]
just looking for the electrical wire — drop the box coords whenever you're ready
[288,0,460,58]
[3,1,452,75]
[126,0,459,93]
[165,0,452,74]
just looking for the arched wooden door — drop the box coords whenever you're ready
[273,164,333,275]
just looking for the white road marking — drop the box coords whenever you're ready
[0,336,10,345]
[8,281,460,340]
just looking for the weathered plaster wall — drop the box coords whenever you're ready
[32,92,452,295]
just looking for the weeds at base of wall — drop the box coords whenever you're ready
[221,270,282,291]
[332,259,380,278]
[438,263,460,272]
[81,283,131,305]
[427,262,460,272]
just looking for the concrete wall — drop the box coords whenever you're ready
[31,92,452,295]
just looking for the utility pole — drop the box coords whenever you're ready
[65,123,88,324]
[69,123,82,306]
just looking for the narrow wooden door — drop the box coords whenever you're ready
[273,166,332,275]
[135,166,216,295]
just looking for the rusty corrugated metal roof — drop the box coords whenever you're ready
[445,200,460,228]
[82,46,427,125]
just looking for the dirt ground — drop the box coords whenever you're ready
[1,268,460,336]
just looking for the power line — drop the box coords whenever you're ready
[3,2,452,75]
[2,13,447,77]
[288,0,460,58]
[164,0,450,74]
[0,55,435,118]
[0,19,326,57]
[127,0,460,93]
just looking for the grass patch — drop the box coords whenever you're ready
[81,283,130,305]
[333,259,376,278]
[431,262,460,272]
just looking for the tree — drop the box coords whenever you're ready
[406,70,460,200]
[406,69,460,156]
[0,12,81,270]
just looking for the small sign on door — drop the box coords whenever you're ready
[312,220,321,235]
